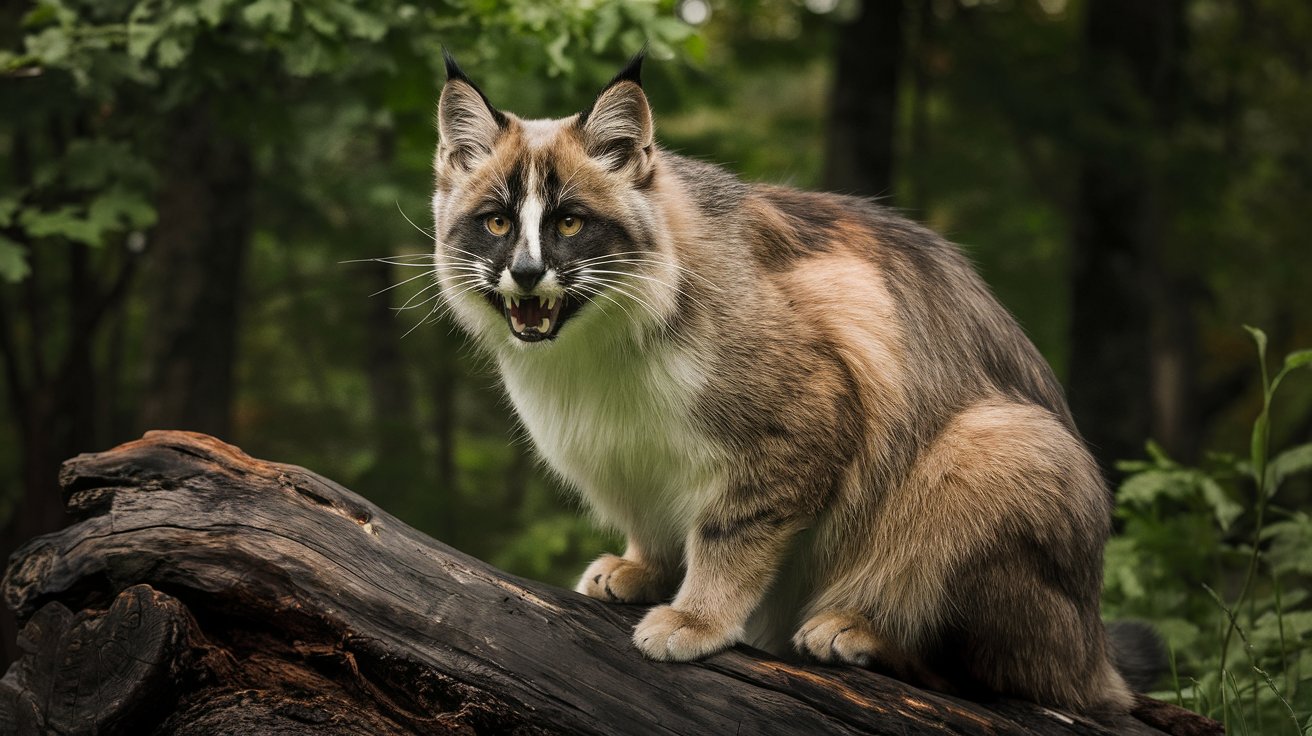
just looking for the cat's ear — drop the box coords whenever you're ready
[578,53,654,177]
[437,51,506,172]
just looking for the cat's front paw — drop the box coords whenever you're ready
[575,554,668,603]
[633,605,741,661]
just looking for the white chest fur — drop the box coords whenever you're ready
[497,336,721,552]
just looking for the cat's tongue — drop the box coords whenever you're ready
[506,295,563,341]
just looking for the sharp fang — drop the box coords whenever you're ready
[539,317,551,332]
[545,296,556,311]
[511,315,525,332]
[511,294,520,307]
[502,294,512,310]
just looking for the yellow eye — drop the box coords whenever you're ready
[557,216,584,237]
[485,214,511,237]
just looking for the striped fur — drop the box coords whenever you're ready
[430,55,1136,715]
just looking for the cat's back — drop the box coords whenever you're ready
[660,152,1070,426]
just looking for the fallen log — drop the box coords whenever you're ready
[0,431,1221,735]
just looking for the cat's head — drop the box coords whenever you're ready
[431,52,678,349]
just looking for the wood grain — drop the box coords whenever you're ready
[0,431,1221,735]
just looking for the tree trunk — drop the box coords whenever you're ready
[824,0,906,200]
[138,102,253,440]
[0,432,1221,736]
[1069,0,1193,467]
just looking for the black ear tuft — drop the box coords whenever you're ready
[605,48,646,90]
[577,49,655,175]
[579,48,648,127]
[443,47,469,84]
[439,48,508,131]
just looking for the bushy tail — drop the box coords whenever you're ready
[1107,620,1168,692]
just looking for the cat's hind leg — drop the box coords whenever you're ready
[795,398,1130,712]
[576,539,680,604]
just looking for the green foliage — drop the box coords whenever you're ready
[1105,327,1312,733]
[0,0,701,583]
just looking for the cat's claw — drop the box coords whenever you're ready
[633,605,741,661]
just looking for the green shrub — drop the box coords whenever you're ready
[1104,326,1312,734]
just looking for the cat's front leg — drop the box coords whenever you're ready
[634,502,804,661]
[576,540,679,604]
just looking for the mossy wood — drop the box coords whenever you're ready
[0,432,1220,735]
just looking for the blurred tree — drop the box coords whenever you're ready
[0,0,695,667]
[1069,0,1192,467]
[824,0,905,198]
[139,102,251,439]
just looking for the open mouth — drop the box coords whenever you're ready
[495,294,566,342]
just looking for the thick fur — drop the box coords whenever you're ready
[431,58,1136,715]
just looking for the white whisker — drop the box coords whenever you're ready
[570,282,634,322]
[573,275,665,323]
[395,201,436,238]
[370,269,438,297]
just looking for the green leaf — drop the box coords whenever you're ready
[25,26,70,65]
[154,35,188,68]
[243,0,294,32]
[1118,469,1192,506]
[126,21,162,60]
[197,0,230,26]
[591,4,622,51]
[1244,324,1268,360]
[1197,475,1243,531]
[329,2,387,41]
[0,236,30,282]
[1264,514,1312,576]
[19,205,101,245]
[87,186,157,231]
[302,7,338,35]
[1266,443,1312,495]
[544,32,572,76]
[1283,349,1312,373]
[1144,439,1175,467]
[0,194,21,228]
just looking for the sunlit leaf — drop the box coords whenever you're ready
[0,236,31,283]
[87,186,157,232]
[1266,443,1312,496]
[1283,350,1312,373]
[19,205,101,246]
[155,35,188,68]
[0,195,20,228]
[1244,324,1268,360]
[197,0,231,27]
[1197,476,1243,531]
[242,0,294,32]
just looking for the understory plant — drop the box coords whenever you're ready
[1103,327,1312,734]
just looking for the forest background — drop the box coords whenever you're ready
[2,0,1310,731]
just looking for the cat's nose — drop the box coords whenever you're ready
[509,253,545,290]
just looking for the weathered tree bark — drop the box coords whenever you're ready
[1,432,1221,735]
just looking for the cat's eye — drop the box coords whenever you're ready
[485,214,511,237]
[557,216,584,237]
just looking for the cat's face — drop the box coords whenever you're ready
[431,55,670,349]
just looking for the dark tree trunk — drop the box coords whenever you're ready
[1069,0,1193,468]
[824,0,906,200]
[139,101,253,440]
[364,260,422,455]
[0,123,140,667]
[0,432,1222,736]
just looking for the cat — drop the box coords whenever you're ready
[429,52,1157,715]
